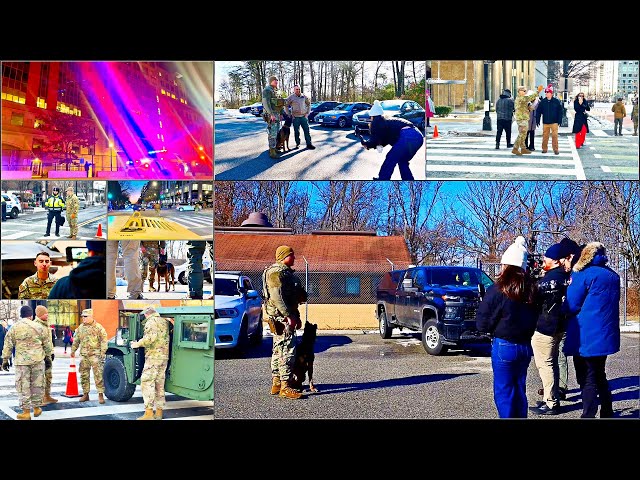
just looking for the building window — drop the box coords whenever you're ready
[10,113,24,126]
[47,300,81,328]
[57,63,82,111]
[38,62,50,101]
[36,97,47,109]
[2,61,29,104]
[344,277,361,296]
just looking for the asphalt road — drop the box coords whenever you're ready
[214,330,639,420]
[107,209,213,240]
[1,206,107,240]
[214,109,426,180]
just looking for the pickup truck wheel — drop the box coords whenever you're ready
[379,309,393,339]
[422,319,447,355]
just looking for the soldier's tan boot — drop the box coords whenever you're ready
[79,393,90,402]
[16,409,31,420]
[512,147,522,156]
[98,393,105,404]
[137,408,155,420]
[270,376,281,395]
[521,148,532,154]
[154,408,163,420]
[42,393,58,405]
[279,380,303,400]
[33,407,43,417]
[269,148,280,159]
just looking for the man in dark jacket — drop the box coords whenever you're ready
[48,240,106,299]
[495,89,514,149]
[563,242,620,418]
[529,242,571,416]
[363,100,423,180]
[535,85,564,154]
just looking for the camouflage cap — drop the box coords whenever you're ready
[81,308,93,317]
[65,186,74,192]
[35,305,48,317]
[142,305,157,316]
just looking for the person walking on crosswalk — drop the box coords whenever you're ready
[536,85,564,154]
[71,308,107,404]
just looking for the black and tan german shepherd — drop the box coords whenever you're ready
[154,253,176,292]
[276,110,293,153]
[290,322,318,392]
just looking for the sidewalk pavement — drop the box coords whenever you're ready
[426,106,617,139]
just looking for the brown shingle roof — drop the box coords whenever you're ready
[214,232,411,272]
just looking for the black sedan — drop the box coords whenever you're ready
[352,99,426,135]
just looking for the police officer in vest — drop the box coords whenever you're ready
[44,187,65,237]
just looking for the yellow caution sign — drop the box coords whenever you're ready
[108,212,201,240]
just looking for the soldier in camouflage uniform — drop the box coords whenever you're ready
[140,241,165,292]
[71,308,107,404]
[18,251,58,299]
[1,305,52,420]
[130,305,170,420]
[513,85,544,156]
[65,186,80,239]
[263,245,308,400]
[34,305,58,405]
[262,75,283,159]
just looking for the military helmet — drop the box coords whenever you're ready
[52,187,60,194]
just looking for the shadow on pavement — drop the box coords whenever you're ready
[215,335,354,360]
[312,372,477,396]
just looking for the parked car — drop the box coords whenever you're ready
[177,203,195,211]
[376,266,494,355]
[2,193,22,219]
[76,195,87,209]
[240,102,261,114]
[214,271,263,351]
[353,99,426,136]
[308,101,340,122]
[250,103,264,116]
[174,251,212,286]
[314,102,372,128]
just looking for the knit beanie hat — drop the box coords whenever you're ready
[369,100,384,116]
[500,236,528,270]
[20,305,34,319]
[275,245,294,262]
[35,305,48,318]
[544,243,564,260]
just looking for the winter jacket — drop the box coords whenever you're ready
[563,242,621,357]
[572,98,591,133]
[534,266,570,336]
[611,100,626,119]
[47,255,106,299]
[536,97,564,125]
[527,97,540,131]
[495,93,515,122]
[363,116,422,148]
[475,284,539,344]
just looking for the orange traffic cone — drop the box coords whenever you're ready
[62,357,82,398]
[95,223,105,238]
[433,125,439,138]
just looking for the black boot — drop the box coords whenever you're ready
[495,142,500,150]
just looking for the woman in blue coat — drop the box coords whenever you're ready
[564,242,620,418]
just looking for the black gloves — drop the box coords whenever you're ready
[51,353,55,362]
[44,356,52,369]
[1,359,9,371]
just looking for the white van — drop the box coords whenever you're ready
[2,193,23,219]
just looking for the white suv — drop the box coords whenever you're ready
[214,272,263,351]
[2,193,22,219]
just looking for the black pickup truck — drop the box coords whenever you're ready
[376,266,494,355]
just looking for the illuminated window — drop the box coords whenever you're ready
[156,95,160,102]
[36,97,47,109]
[171,94,176,99]
[2,61,29,104]
[10,113,24,126]
[157,108,161,115]
[180,98,184,103]
[57,63,81,111]
[159,121,163,128]
[159,72,162,77]
[157,134,161,139]
[161,89,166,95]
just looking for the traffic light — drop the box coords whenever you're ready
[107,192,113,200]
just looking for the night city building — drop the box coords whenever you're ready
[1,61,213,180]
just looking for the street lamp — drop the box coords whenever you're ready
[561,60,569,128]
[483,60,495,131]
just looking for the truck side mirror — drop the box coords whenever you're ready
[402,278,413,289]
[246,290,259,299]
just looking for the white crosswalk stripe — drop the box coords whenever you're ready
[165,215,213,228]
[1,231,40,240]
[0,366,212,420]
[426,136,586,179]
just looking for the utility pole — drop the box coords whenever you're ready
[561,60,570,127]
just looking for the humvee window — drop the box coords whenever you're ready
[181,321,209,343]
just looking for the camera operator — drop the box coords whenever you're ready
[529,241,573,415]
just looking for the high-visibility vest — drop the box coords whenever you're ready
[45,195,65,210]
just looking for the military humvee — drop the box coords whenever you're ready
[103,306,213,402]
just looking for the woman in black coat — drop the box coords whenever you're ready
[573,92,590,148]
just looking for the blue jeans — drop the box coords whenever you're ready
[377,127,423,180]
[491,337,533,418]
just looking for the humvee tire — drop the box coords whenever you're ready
[104,356,137,402]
